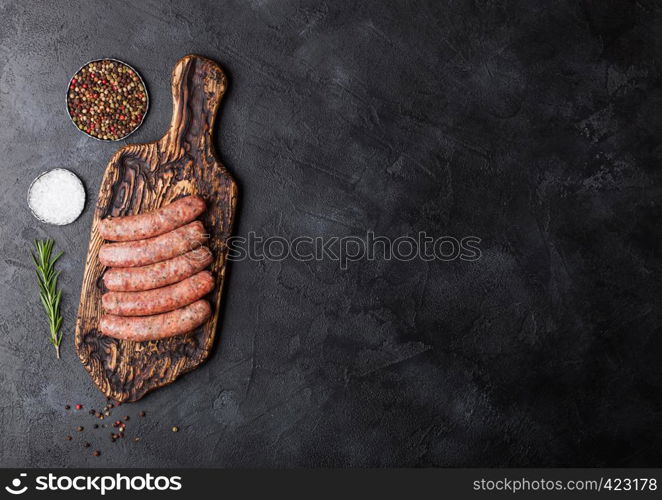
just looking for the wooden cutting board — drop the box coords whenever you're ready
[75,55,237,402]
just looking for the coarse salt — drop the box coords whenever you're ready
[28,168,85,225]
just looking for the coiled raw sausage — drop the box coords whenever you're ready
[99,221,207,267]
[99,299,211,341]
[99,195,206,241]
[103,246,213,292]
[102,271,215,316]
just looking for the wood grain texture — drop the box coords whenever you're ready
[75,55,237,402]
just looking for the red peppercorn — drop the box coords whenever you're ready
[75,404,83,410]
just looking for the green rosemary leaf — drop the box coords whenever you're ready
[32,239,65,359]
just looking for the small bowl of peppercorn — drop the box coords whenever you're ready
[66,58,149,141]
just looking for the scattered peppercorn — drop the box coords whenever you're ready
[93,450,101,457]
[64,405,71,410]
[75,404,83,410]
[139,411,146,417]
[89,409,96,415]
[66,435,72,441]
[124,416,130,421]
[67,59,148,141]
[83,442,90,448]
[94,424,99,429]
[172,426,179,433]
[77,426,84,432]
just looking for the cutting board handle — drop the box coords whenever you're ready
[159,55,227,162]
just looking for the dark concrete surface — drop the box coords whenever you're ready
[0,0,661,467]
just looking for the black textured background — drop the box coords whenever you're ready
[0,0,661,467]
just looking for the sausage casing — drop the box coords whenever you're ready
[102,270,215,316]
[103,246,213,292]
[99,195,206,241]
[99,299,212,341]
[99,221,207,268]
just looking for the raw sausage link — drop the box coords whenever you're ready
[103,246,213,292]
[99,195,206,242]
[99,221,207,267]
[99,299,211,341]
[102,271,215,316]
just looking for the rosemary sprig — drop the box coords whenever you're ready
[31,239,64,359]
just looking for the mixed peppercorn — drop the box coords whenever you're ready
[67,59,147,141]
[64,401,175,457]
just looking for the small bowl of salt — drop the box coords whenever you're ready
[28,169,86,225]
